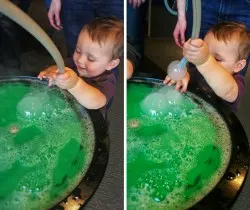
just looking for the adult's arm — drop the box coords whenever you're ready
[128,0,146,8]
[48,0,62,30]
[173,0,187,48]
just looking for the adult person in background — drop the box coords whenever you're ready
[173,0,250,75]
[127,0,147,79]
[127,37,141,79]
[127,0,147,56]
[47,0,123,57]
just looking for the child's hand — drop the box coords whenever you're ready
[183,39,209,66]
[38,66,79,89]
[38,65,58,86]
[55,68,79,90]
[163,72,190,93]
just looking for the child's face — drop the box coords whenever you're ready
[204,33,240,74]
[73,31,118,78]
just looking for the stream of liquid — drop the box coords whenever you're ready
[127,82,231,210]
[0,81,95,210]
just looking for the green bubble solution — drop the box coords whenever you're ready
[0,81,95,210]
[127,82,231,210]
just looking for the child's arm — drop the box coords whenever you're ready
[184,39,239,102]
[66,75,107,109]
[38,66,106,109]
[174,0,187,47]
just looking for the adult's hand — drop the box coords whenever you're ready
[173,18,187,48]
[48,0,62,30]
[174,0,187,48]
[128,0,146,8]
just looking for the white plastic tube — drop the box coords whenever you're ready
[178,0,201,70]
[0,0,65,73]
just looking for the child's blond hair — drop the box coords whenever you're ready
[208,22,250,60]
[81,16,124,60]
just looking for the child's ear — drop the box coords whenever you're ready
[234,59,246,73]
[106,58,120,71]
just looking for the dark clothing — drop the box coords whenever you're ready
[61,0,124,56]
[0,0,21,68]
[84,70,117,118]
[0,0,30,69]
[189,67,245,113]
[127,39,141,72]
[186,0,250,76]
[186,0,250,39]
[127,2,148,57]
[66,58,117,118]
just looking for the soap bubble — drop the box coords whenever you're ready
[140,86,187,118]
[17,92,49,120]
[167,60,187,81]
[140,92,170,117]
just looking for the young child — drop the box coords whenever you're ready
[164,22,250,112]
[38,17,123,118]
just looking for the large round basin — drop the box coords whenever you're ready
[127,77,249,209]
[0,77,109,210]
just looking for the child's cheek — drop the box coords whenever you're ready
[87,63,95,71]
[72,52,77,62]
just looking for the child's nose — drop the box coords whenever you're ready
[78,55,86,65]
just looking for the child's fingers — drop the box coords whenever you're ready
[180,79,189,93]
[37,71,47,79]
[180,83,188,93]
[163,76,171,84]
[190,39,203,48]
[48,75,57,86]
[168,79,176,86]
[175,81,182,91]
[37,74,43,80]
[56,72,70,81]
[185,52,199,59]
[185,43,200,53]
[48,78,54,87]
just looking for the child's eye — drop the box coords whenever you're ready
[88,57,96,62]
[75,49,80,53]
[215,58,222,62]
